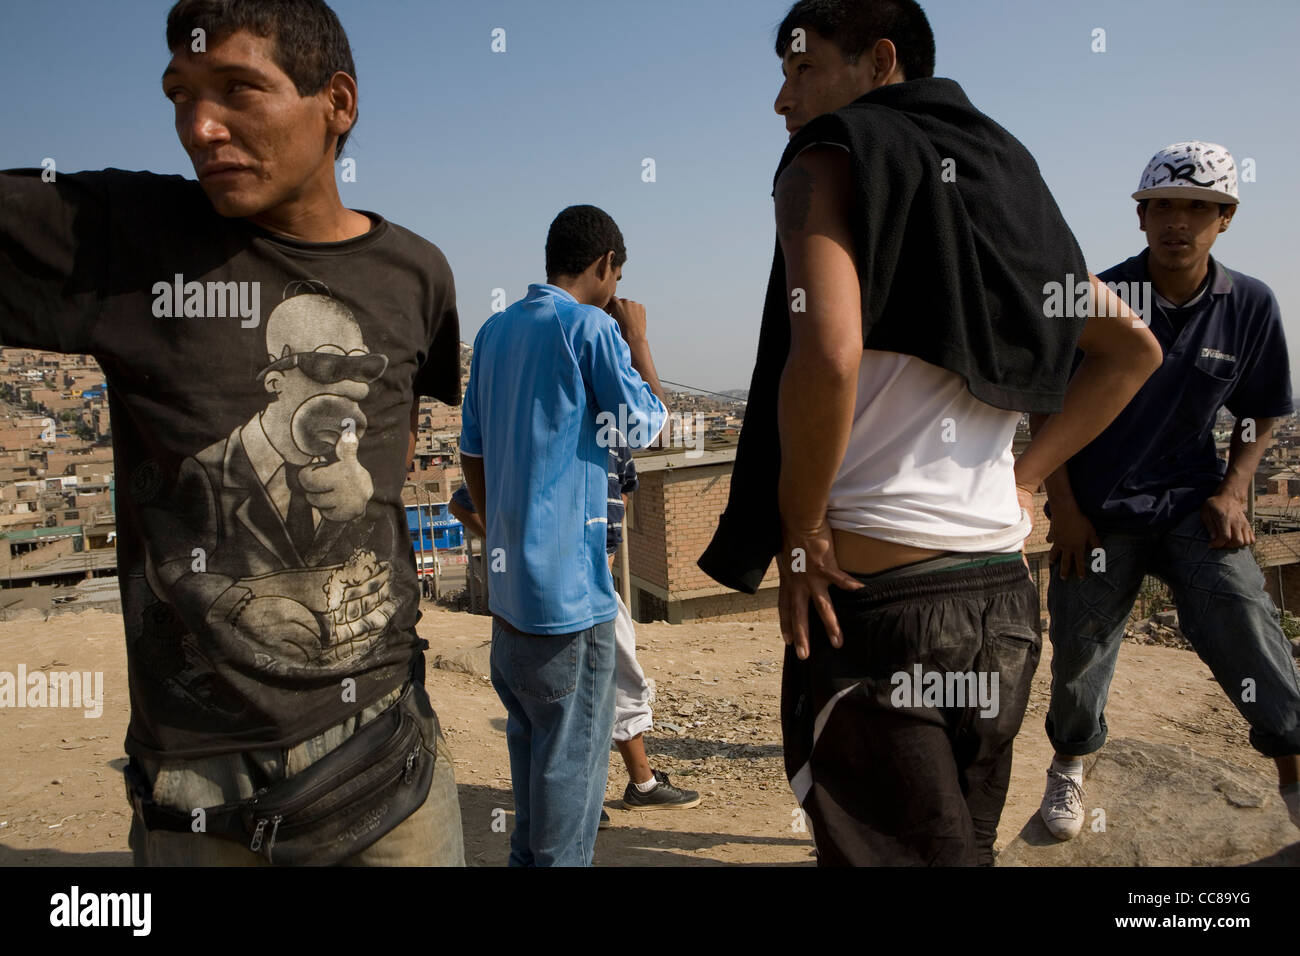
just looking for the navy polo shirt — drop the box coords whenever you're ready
[1061,249,1292,530]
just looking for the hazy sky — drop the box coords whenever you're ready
[2,0,1297,394]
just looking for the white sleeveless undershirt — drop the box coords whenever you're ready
[825,350,1030,553]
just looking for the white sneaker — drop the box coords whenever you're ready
[1040,765,1085,841]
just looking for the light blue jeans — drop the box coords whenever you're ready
[1046,508,1300,758]
[490,616,616,867]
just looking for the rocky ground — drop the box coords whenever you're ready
[1,604,1297,866]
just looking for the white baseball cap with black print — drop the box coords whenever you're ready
[1132,141,1240,205]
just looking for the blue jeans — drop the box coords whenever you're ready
[490,617,616,866]
[1046,508,1300,758]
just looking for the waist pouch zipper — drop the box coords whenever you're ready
[246,701,425,854]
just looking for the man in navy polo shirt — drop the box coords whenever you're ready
[1035,142,1300,840]
[459,205,669,866]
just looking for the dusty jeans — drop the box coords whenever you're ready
[490,616,616,867]
[127,680,465,866]
[1046,508,1300,758]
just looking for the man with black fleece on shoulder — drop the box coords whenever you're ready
[697,0,1162,865]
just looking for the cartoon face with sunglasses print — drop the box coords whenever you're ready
[140,291,403,683]
[257,292,388,523]
[137,287,410,691]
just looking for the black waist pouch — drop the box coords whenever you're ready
[124,681,436,866]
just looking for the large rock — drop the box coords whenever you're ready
[998,737,1299,866]
[432,640,492,679]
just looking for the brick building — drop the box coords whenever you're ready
[1267,470,1300,498]
[1251,531,1300,614]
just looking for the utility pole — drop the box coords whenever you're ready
[619,527,631,608]
[423,482,441,601]
[404,482,427,601]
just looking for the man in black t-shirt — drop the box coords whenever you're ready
[0,0,464,865]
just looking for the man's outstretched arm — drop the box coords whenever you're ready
[0,169,109,353]
[772,145,867,660]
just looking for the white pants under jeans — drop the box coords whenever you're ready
[612,591,654,742]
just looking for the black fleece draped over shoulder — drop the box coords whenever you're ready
[698,77,1089,594]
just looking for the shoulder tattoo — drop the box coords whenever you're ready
[776,162,815,234]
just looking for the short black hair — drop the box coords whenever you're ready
[545,206,627,282]
[775,0,936,81]
[1137,199,1235,216]
[166,0,357,159]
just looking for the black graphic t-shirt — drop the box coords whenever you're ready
[0,168,460,759]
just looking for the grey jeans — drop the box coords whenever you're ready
[127,681,465,866]
[1046,508,1300,758]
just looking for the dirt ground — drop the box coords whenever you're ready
[0,604,1282,866]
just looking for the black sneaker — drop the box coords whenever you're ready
[599,809,611,830]
[622,770,701,811]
